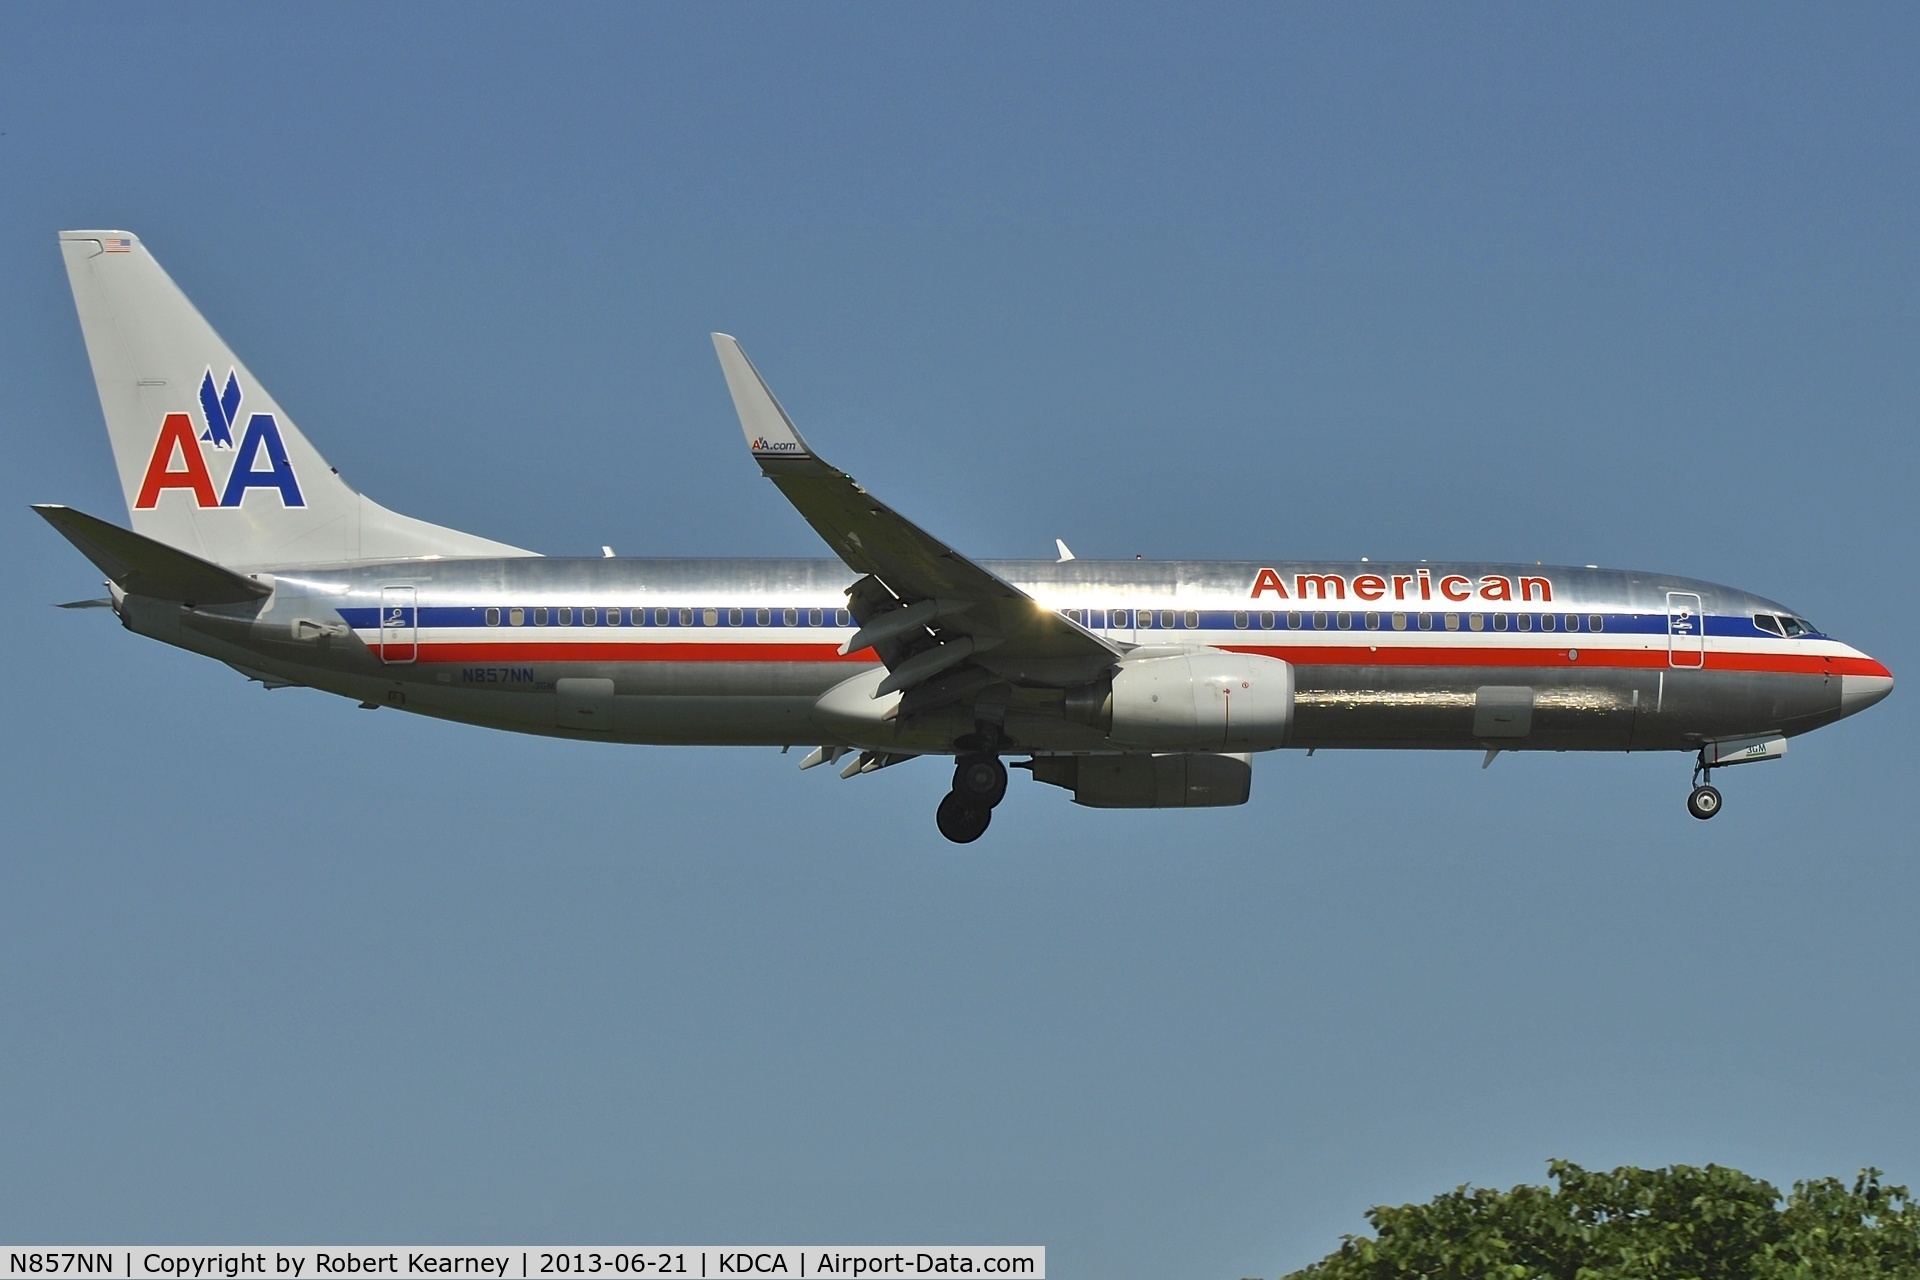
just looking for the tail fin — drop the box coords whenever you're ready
[58,230,534,568]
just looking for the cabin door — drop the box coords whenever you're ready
[1667,591,1704,669]
[379,586,417,664]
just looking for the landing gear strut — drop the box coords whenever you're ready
[1687,750,1722,820]
[937,752,1009,843]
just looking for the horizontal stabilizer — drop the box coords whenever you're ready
[33,504,269,605]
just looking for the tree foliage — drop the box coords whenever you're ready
[1280,1161,1920,1280]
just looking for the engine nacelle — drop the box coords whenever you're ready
[1067,650,1293,750]
[1028,753,1253,808]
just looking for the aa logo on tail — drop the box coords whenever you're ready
[134,368,305,509]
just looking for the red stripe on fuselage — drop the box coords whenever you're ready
[364,638,1884,678]
[1222,645,1888,677]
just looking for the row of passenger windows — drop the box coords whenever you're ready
[484,606,854,628]
[480,605,1610,632]
[1064,609,1607,633]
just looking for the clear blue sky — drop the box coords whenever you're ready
[2,5,1916,1276]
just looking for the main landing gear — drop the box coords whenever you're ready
[936,752,1009,843]
[1687,749,1723,820]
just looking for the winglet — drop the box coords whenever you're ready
[711,334,816,464]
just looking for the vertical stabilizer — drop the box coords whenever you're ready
[58,230,534,568]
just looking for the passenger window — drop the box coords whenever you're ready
[679,608,693,626]
[703,608,719,626]
[582,608,597,626]
[509,607,524,626]
[1313,612,1328,629]
[808,608,822,626]
[1365,612,1380,630]
[1418,614,1433,630]
[1259,611,1274,629]
[1468,614,1484,631]
[533,607,549,626]
[1184,610,1199,629]
[1517,614,1531,632]
[1565,615,1579,632]
[561,607,576,626]
[485,607,500,626]
[727,608,742,626]
[1445,614,1460,631]
[836,609,850,627]
[1337,612,1351,630]
[1754,614,1784,637]
[1159,611,1173,629]
[1110,609,1128,628]
[1493,614,1509,632]
[1392,613,1407,631]
[1540,614,1555,632]
[1234,611,1249,629]
[783,608,797,626]
[1288,612,1302,629]
[756,608,771,626]
[1589,615,1603,632]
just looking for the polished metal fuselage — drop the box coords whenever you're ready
[124,556,1885,757]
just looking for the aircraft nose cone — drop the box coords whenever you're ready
[1840,671,1894,716]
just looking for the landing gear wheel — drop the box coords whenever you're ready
[936,791,992,843]
[953,753,1009,808]
[1687,784,1723,820]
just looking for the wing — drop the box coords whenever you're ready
[711,335,1120,708]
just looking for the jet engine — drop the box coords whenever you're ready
[1064,649,1293,751]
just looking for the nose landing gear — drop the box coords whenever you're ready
[937,752,1009,843]
[1687,749,1722,820]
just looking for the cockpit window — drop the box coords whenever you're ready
[1781,616,1812,637]
[1754,614,1785,637]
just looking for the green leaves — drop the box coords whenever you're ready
[1284,1162,1920,1280]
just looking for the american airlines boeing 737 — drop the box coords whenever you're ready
[37,231,1894,841]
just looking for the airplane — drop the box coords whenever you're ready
[37,230,1894,843]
